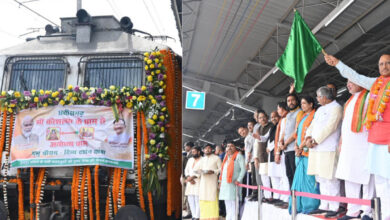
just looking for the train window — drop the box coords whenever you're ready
[84,57,143,88]
[8,58,67,91]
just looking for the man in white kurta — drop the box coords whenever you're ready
[194,144,222,220]
[274,102,291,205]
[325,54,390,220]
[185,147,202,219]
[219,141,246,220]
[335,80,375,219]
[306,86,342,215]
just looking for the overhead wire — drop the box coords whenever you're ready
[13,0,58,26]
[142,0,163,36]
[214,0,263,75]
[200,0,236,74]
[198,0,229,71]
[206,0,251,74]
[106,0,121,19]
[149,1,167,34]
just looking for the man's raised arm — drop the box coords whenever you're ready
[324,54,376,90]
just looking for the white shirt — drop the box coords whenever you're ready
[306,100,342,152]
[244,133,255,164]
[335,91,371,184]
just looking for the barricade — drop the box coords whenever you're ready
[236,183,382,220]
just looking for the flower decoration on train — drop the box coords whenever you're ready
[0,49,170,194]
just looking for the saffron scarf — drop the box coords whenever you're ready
[294,110,315,157]
[344,90,369,133]
[274,116,286,156]
[219,151,239,183]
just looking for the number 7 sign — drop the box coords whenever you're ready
[185,91,206,110]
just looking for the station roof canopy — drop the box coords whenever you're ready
[182,0,390,146]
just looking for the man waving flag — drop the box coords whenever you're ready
[276,10,322,93]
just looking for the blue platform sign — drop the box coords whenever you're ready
[185,91,205,110]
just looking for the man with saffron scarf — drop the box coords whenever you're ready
[335,80,375,220]
[274,102,291,207]
[306,86,343,217]
[325,53,390,220]
[219,140,245,220]
[194,144,222,220]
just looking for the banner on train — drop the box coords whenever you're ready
[10,105,134,169]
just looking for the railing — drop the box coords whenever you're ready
[235,183,382,220]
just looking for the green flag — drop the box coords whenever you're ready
[275,10,322,93]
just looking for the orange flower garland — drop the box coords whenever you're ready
[120,169,127,207]
[94,165,100,220]
[34,168,46,218]
[366,76,390,129]
[30,167,34,220]
[148,192,155,220]
[161,49,182,217]
[162,49,173,216]
[71,167,80,219]
[17,169,24,220]
[137,111,145,211]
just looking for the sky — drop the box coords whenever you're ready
[0,0,181,54]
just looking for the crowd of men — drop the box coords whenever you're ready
[182,53,390,220]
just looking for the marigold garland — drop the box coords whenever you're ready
[17,169,25,220]
[94,165,100,220]
[35,168,47,219]
[136,111,145,211]
[120,169,127,207]
[148,192,155,220]
[366,76,390,129]
[29,167,34,219]
[161,49,182,217]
